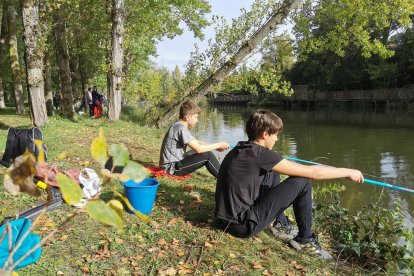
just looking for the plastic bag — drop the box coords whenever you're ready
[78,168,101,199]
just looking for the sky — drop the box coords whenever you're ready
[153,0,255,71]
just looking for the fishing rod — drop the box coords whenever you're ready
[286,156,414,194]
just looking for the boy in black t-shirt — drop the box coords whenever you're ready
[215,109,364,259]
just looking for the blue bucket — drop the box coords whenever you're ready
[123,178,159,214]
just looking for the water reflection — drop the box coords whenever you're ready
[194,105,414,224]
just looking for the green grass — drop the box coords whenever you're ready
[0,108,369,275]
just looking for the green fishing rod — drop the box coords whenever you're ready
[286,156,414,194]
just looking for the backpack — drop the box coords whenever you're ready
[0,127,47,167]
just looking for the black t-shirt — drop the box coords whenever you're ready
[214,141,283,223]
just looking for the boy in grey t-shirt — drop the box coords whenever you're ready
[159,101,229,178]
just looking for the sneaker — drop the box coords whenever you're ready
[289,234,333,260]
[269,219,299,240]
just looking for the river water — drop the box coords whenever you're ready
[193,104,414,225]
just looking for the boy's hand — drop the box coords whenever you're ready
[346,169,364,183]
[216,141,230,152]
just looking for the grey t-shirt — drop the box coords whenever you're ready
[159,122,196,174]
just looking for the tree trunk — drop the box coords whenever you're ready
[21,0,48,126]
[0,5,7,109]
[107,0,124,121]
[44,49,53,116]
[78,53,87,94]
[53,6,74,119]
[69,52,80,98]
[6,0,25,115]
[154,0,301,128]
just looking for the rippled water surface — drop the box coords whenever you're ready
[193,105,414,225]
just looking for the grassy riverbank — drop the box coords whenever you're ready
[1,108,369,275]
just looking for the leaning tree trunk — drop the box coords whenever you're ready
[6,0,25,115]
[107,0,124,121]
[43,49,53,116]
[0,5,8,109]
[53,7,74,119]
[154,0,301,128]
[21,0,48,127]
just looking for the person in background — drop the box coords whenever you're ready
[86,87,94,117]
[159,100,230,178]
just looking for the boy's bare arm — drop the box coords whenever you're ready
[187,140,230,153]
[272,159,364,183]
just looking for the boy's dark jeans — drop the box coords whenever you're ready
[173,151,221,178]
[218,175,313,239]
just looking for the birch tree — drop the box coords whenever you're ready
[154,0,301,127]
[21,0,48,126]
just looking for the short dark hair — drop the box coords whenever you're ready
[246,109,283,140]
[179,101,201,119]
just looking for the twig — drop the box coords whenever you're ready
[193,246,204,275]
[0,224,8,245]
[7,224,12,255]
[2,202,49,270]
[7,209,82,272]
[375,188,385,205]
[335,246,346,275]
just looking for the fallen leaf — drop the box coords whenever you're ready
[168,218,177,226]
[189,191,201,202]
[137,235,144,242]
[158,239,168,246]
[59,235,69,241]
[204,242,213,248]
[115,238,124,244]
[262,270,272,275]
[177,250,185,256]
[251,261,262,269]
[165,267,177,275]
[254,237,263,243]
[121,257,129,264]
[286,271,295,276]
[134,254,144,260]
[148,247,160,253]
[179,200,184,205]
[172,238,180,245]
[229,253,237,259]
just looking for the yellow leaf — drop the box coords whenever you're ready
[91,128,109,166]
[108,199,124,221]
[204,242,213,248]
[56,173,83,205]
[229,253,237,259]
[112,190,149,223]
[59,235,69,241]
[34,140,45,163]
[177,250,185,257]
[56,151,68,162]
